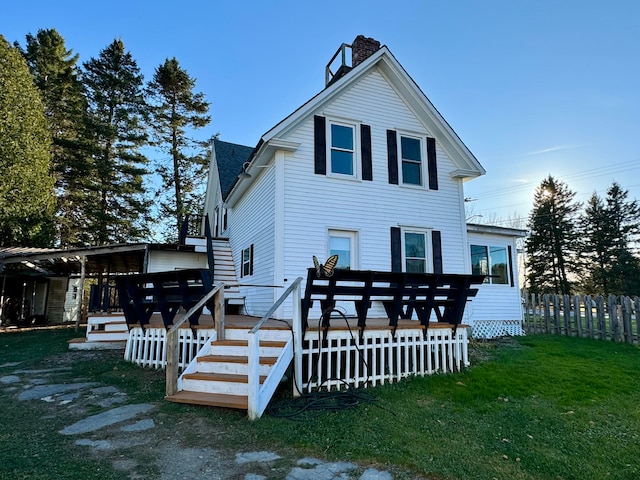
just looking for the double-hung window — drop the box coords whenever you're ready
[404,231,427,273]
[330,122,355,176]
[400,135,422,186]
[470,244,508,284]
[241,244,253,278]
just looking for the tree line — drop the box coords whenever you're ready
[526,175,640,296]
[0,29,211,248]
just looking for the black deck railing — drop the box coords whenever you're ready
[301,269,485,339]
[114,268,216,330]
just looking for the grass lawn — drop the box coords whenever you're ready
[1,328,638,479]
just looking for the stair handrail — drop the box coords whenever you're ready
[247,277,303,420]
[166,282,225,397]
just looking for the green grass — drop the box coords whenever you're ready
[245,335,640,480]
[1,329,638,479]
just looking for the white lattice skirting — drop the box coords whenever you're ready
[124,327,216,370]
[471,320,524,339]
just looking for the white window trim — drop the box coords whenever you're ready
[327,229,359,270]
[327,118,360,180]
[396,131,427,188]
[401,227,432,273]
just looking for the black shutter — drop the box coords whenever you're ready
[387,130,398,185]
[249,244,254,276]
[361,124,372,181]
[432,230,443,274]
[314,115,326,175]
[508,245,514,287]
[427,137,438,190]
[391,227,402,272]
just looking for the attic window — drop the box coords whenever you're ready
[330,122,355,176]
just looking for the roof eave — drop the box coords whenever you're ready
[225,138,300,207]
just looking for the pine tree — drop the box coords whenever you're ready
[603,183,640,294]
[19,28,89,246]
[146,58,210,240]
[578,193,612,294]
[577,183,640,295]
[81,39,151,245]
[525,175,580,294]
[0,35,55,246]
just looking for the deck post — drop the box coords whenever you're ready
[292,279,302,397]
[247,330,260,420]
[165,328,179,396]
[215,288,225,341]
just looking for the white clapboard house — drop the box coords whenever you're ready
[122,36,525,418]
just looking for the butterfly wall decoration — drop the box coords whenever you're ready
[313,254,339,278]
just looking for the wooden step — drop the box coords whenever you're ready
[165,390,248,409]
[198,354,278,365]
[182,372,267,383]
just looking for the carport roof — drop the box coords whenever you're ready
[0,243,197,277]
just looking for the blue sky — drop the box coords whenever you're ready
[3,0,639,226]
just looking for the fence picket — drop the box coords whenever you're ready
[574,295,582,337]
[524,293,638,345]
[563,294,571,335]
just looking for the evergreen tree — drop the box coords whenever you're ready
[602,183,640,294]
[577,183,640,295]
[20,28,89,246]
[81,39,151,245]
[578,193,612,293]
[525,175,580,294]
[146,58,210,240]
[0,35,55,246]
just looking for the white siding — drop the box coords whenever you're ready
[228,165,277,316]
[465,231,523,323]
[146,251,207,273]
[280,69,467,288]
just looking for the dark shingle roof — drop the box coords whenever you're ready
[214,139,255,200]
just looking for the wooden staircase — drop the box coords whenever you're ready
[165,324,292,411]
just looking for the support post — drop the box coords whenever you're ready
[165,328,179,396]
[215,288,225,341]
[292,279,303,397]
[74,256,86,332]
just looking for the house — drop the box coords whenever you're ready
[121,36,526,418]
[205,36,524,337]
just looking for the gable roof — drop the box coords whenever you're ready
[213,139,255,200]
[226,42,486,204]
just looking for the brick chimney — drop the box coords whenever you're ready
[351,35,381,67]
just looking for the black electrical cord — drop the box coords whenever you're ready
[267,308,377,420]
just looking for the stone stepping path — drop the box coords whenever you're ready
[2,356,395,479]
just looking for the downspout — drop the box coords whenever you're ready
[143,244,150,273]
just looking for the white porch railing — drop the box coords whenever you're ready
[247,277,303,420]
[301,325,469,392]
[124,326,215,369]
[165,283,225,396]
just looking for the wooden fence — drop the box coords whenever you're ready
[523,293,640,345]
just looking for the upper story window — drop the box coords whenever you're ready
[330,122,355,176]
[400,135,422,186]
[470,244,509,284]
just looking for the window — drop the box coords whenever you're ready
[330,122,355,176]
[470,244,509,284]
[400,135,422,185]
[404,231,427,273]
[241,244,253,278]
[328,230,357,270]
